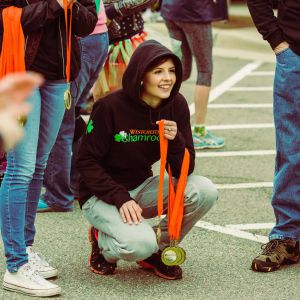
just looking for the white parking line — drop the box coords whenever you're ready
[249,71,274,76]
[229,86,273,91]
[208,103,272,109]
[196,150,275,158]
[195,221,268,243]
[206,123,274,130]
[189,61,263,115]
[216,182,273,189]
[226,223,274,230]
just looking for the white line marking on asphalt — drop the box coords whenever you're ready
[206,123,274,130]
[226,223,274,230]
[216,182,273,189]
[196,150,275,158]
[229,86,273,91]
[208,103,272,109]
[195,221,268,243]
[249,71,274,76]
[189,61,263,115]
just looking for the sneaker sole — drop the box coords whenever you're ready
[194,143,225,150]
[251,257,299,272]
[136,261,181,280]
[39,269,58,279]
[88,228,116,276]
[3,282,61,297]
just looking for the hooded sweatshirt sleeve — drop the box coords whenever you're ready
[247,0,284,49]
[77,100,133,210]
[167,95,195,177]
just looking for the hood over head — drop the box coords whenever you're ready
[122,40,182,109]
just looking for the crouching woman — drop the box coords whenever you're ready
[77,40,218,280]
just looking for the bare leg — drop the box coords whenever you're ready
[194,85,211,125]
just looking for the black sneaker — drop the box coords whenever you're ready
[137,251,182,280]
[88,226,117,275]
[251,239,300,272]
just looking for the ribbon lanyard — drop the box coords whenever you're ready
[63,0,73,110]
[157,120,190,243]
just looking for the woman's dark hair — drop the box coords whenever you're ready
[145,55,175,73]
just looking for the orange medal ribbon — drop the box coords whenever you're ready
[157,120,190,242]
[63,0,73,110]
[0,7,25,78]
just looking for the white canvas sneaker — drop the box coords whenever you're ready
[3,263,61,297]
[27,247,58,279]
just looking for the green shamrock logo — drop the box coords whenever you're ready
[86,120,94,134]
[114,134,123,142]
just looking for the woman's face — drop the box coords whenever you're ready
[141,58,176,107]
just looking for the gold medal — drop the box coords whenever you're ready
[161,242,186,266]
[18,115,27,127]
[64,85,72,110]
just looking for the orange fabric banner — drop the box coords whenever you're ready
[0,7,25,78]
[157,120,190,241]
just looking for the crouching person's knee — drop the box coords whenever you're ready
[185,175,218,213]
[119,228,159,262]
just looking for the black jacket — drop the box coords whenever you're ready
[104,0,156,44]
[247,0,300,55]
[0,0,97,80]
[77,40,195,209]
[161,0,228,23]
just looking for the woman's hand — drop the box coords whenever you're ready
[157,120,177,141]
[119,200,143,225]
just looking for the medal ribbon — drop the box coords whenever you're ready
[157,120,190,242]
[63,0,73,86]
[63,0,73,109]
[0,7,25,78]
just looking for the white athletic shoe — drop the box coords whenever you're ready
[27,247,58,279]
[3,263,61,297]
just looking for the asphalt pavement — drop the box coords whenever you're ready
[1,8,299,300]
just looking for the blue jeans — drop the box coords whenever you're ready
[43,32,109,210]
[269,48,300,240]
[0,82,66,272]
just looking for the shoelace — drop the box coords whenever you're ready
[22,264,45,284]
[261,240,286,256]
[29,252,50,268]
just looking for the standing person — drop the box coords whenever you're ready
[38,1,109,212]
[92,0,156,99]
[77,40,218,280]
[0,0,97,297]
[160,0,228,150]
[247,1,300,272]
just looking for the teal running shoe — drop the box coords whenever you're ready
[193,130,225,150]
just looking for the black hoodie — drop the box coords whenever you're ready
[77,40,195,210]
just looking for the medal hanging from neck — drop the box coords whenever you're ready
[63,0,73,110]
[157,121,190,266]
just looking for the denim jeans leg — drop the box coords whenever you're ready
[42,32,109,208]
[25,82,67,246]
[0,90,41,272]
[269,48,300,240]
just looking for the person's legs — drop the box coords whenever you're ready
[269,48,300,241]
[164,19,192,81]
[25,81,67,246]
[70,32,109,196]
[0,90,41,272]
[252,48,300,272]
[177,21,224,150]
[41,33,109,211]
[82,196,158,263]
[134,175,218,249]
